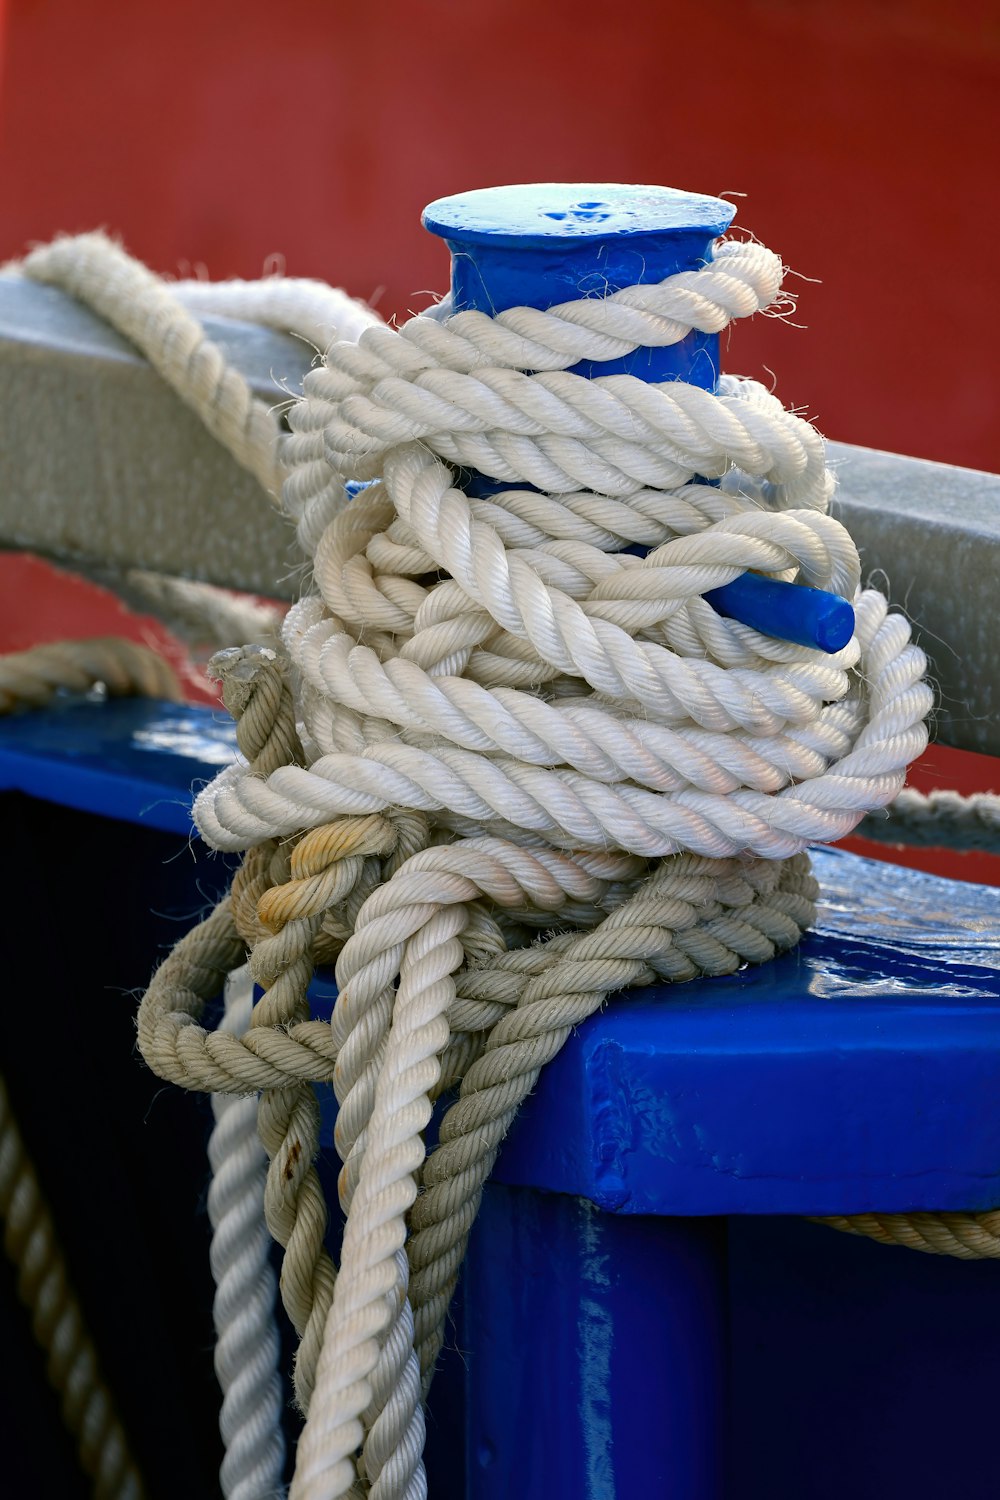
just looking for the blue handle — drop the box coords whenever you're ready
[421,182,854,653]
[705,574,855,653]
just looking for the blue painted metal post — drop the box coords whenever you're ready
[422,182,854,654]
[421,183,740,1500]
[423,183,735,382]
[463,1186,728,1500]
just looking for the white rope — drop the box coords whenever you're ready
[15,234,381,501]
[181,237,932,1499]
[88,567,285,652]
[196,573,926,861]
[18,226,931,1497]
[208,965,287,1500]
[279,239,810,552]
[172,277,383,352]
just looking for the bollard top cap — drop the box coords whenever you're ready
[422,183,735,249]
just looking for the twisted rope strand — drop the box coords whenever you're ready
[857,787,1000,853]
[291,903,468,1500]
[251,815,400,1414]
[208,965,286,1500]
[105,569,285,653]
[208,646,402,1417]
[292,241,781,390]
[14,233,382,504]
[18,233,289,499]
[172,275,383,352]
[0,1074,146,1500]
[817,1211,1000,1258]
[0,636,181,713]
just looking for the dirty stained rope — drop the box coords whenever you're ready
[0,1074,146,1500]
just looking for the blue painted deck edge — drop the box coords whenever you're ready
[0,696,236,834]
[2,696,997,1217]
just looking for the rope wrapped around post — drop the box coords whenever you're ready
[6,186,996,1500]
[180,186,932,1500]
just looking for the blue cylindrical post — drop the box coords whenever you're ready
[422,182,854,653]
[422,184,737,1500]
[423,183,734,385]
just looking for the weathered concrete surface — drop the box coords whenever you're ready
[829,442,1000,756]
[0,276,310,598]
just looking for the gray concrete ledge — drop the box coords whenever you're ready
[829,443,999,755]
[0,276,308,599]
[2,276,997,753]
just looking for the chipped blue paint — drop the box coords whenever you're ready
[576,1206,617,1499]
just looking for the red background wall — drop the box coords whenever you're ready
[0,0,997,879]
[2,0,997,468]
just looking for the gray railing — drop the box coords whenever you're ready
[1,275,997,755]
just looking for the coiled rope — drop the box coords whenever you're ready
[4,228,996,1499]
[186,233,933,1500]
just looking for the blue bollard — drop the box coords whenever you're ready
[423,183,734,383]
[420,182,742,1500]
[422,182,855,655]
